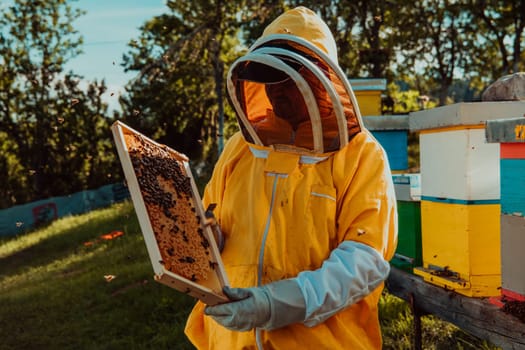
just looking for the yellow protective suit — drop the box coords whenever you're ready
[185,6,397,350]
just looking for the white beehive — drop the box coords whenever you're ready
[419,128,500,201]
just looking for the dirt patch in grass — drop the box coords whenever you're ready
[110,279,149,296]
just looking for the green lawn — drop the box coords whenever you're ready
[0,201,499,349]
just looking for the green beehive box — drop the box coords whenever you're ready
[391,174,422,272]
[392,201,422,271]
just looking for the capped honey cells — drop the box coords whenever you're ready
[125,132,214,283]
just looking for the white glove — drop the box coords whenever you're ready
[204,279,306,331]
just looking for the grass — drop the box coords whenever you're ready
[379,292,499,350]
[0,201,501,349]
[0,201,195,350]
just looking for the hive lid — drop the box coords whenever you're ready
[348,78,387,91]
[392,173,421,201]
[409,101,525,131]
[485,117,525,143]
[362,115,409,131]
[112,121,229,305]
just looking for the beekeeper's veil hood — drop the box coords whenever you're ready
[227,6,363,154]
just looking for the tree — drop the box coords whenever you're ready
[346,0,395,78]
[50,76,118,192]
[119,1,266,173]
[391,0,477,105]
[469,0,525,77]
[0,131,28,208]
[248,0,396,79]
[0,0,117,208]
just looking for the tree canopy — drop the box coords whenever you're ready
[0,0,118,208]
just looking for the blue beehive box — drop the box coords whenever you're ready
[363,115,409,172]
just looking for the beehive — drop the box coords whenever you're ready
[363,115,409,171]
[410,101,525,297]
[486,117,525,302]
[112,121,228,305]
[391,173,422,272]
[349,78,386,116]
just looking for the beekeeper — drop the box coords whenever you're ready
[185,6,398,350]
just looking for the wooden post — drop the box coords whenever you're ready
[409,293,423,350]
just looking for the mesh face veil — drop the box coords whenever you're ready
[227,35,363,154]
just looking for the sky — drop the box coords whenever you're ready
[63,0,168,112]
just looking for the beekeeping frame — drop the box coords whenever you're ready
[112,121,229,305]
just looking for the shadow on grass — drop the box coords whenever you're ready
[0,202,140,278]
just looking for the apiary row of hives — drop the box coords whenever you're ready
[365,101,525,301]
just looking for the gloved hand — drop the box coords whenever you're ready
[204,279,306,332]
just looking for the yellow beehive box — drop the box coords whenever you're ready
[415,200,501,297]
[349,78,386,116]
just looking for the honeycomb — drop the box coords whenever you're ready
[125,132,213,282]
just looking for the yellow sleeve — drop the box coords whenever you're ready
[333,131,398,260]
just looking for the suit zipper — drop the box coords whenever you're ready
[256,173,283,350]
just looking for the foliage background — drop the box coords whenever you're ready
[0,0,523,206]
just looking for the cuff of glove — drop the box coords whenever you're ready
[261,279,307,331]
